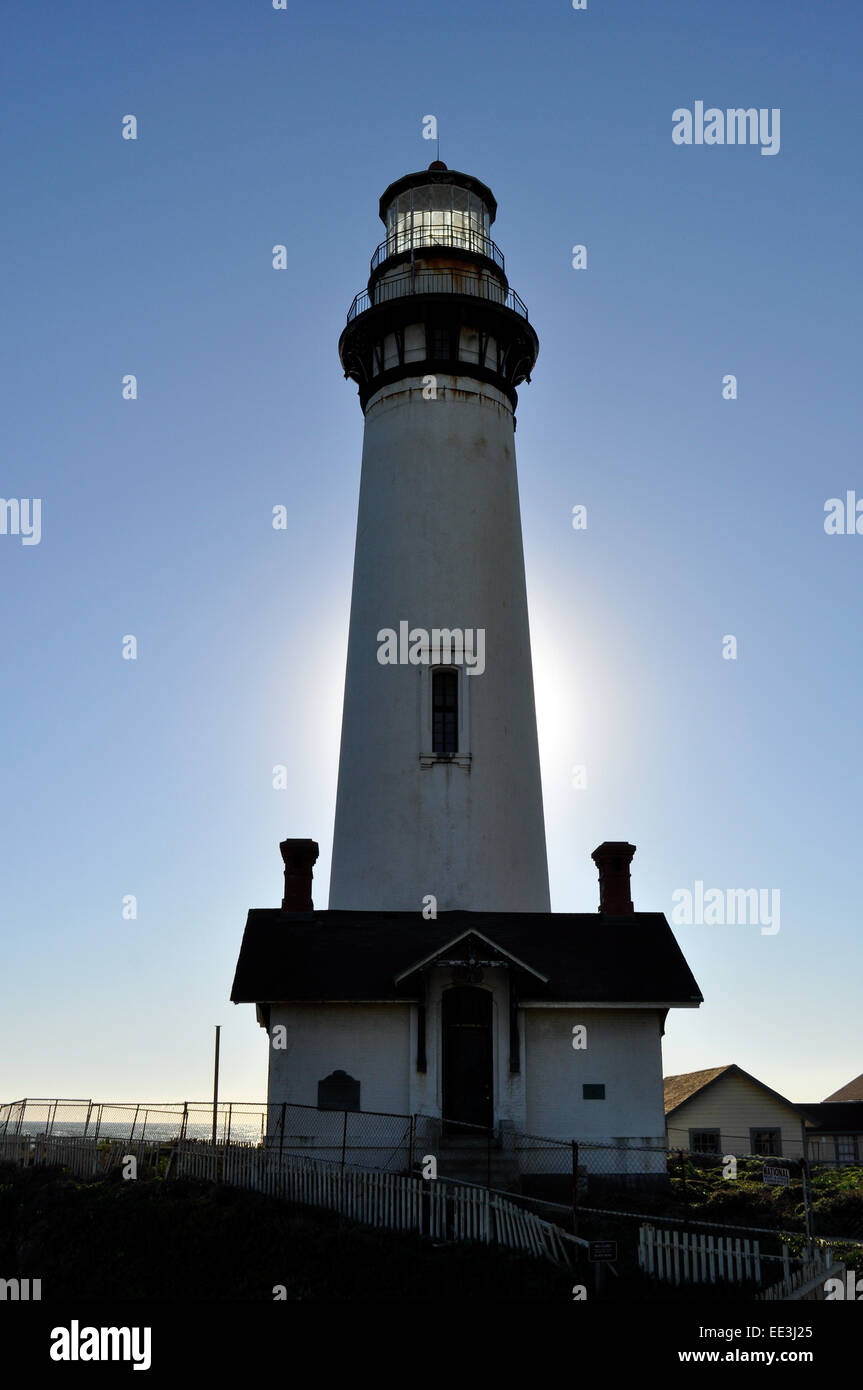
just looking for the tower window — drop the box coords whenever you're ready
[427,325,452,360]
[432,669,458,753]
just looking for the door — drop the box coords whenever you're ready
[442,986,493,1131]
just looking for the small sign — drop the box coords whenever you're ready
[589,1240,617,1262]
[763,1164,790,1187]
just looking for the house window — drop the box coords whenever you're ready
[750,1128,781,1156]
[835,1135,858,1166]
[690,1130,721,1155]
[432,669,458,753]
[583,1084,605,1100]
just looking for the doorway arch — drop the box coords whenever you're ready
[442,986,493,1131]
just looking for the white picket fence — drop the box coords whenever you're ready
[639,1223,763,1285]
[0,1132,163,1177]
[176,1141,581,1264]
[638,1222,845,1299]
[0,1132,582,1267]
[758,1251,841,1302]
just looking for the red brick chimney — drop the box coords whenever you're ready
[279,838,319,911]
[591,841,636,915]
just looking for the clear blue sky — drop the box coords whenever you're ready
[1,0,860,1108]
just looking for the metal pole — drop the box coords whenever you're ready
[341,1109,348,1173]
[408,1115,415,1176]
[571,1141,579,1239]
[279,1102,286,1156]
[800,1135,813,1254]
[129,1104,140,1146]
[211,1025,221,1146]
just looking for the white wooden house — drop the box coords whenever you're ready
[664,1065,809,1158]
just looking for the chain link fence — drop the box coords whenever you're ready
[0,1098,268,1145]
[2,1098,860,1252]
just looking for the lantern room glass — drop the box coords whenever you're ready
[384,184,491,258]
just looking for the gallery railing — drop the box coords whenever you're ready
[346,270,529,323]
[370,227,505,272]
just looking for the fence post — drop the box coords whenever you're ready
[279,1102,286,1156]
[129,1104,140,1146]
[341,1109,348,1173]
[408,1114,415,1176]
[571,1141,579,1239]
[486,1124,491,1190]
[180,1102,188,1143]
[82,1102,93,1138]
[679,1149,687,1202]
[226,1103,232,1147]
[212,1027,221,1147]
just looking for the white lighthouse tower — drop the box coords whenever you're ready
[329,162,550,913]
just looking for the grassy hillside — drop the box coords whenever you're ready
[0,1162,574,1301]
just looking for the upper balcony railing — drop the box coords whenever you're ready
[371,227,505,273]
[346,269,528,324]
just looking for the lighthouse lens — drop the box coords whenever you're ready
[386,185,489,258]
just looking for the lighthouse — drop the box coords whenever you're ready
[231,162,702,1173]
[329,161,550,913]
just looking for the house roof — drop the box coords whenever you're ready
[664,1066,732,1114]
[664,1064,804,1118]
[230,910,703,1007]
[795,1102,863,1134]
[822,1072,863,1103]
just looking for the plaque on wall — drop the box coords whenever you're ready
[317,1070,361,1111]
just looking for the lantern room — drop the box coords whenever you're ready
[376,163,501,267]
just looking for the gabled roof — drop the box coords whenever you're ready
[393,929,549,986]
[664,1066,732,1114]
[664,1064,804,1118]
[230,909,703,1007]
[823,1072,863,1103]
